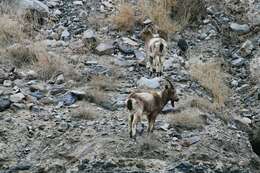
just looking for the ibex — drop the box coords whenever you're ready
[140,24,168,76]
[126,79,179,138]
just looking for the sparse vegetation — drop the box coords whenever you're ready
[70,105,97,120]
[168,108,207,130]
[0,15,25,47]
[139,0,206,33]
[89,75,119,91]
[190,62,230,110]
[113,3,136,31]
[250,56,260,85]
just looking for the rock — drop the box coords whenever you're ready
[3,80,12,87]
[134,50,145,63]
[137,77,161,89]
[25,70,38,80]
[19,0,50,14]
[70,90,86,100]
[122,37,138,46]
[230,22,250,34]
[10,93,25,103]
[58,122,69,132]
[177,39,188,52]
[54,9,62,16]
[160,123,170,131]
[0,69,8,84]
[60,92,77,106]
[231,57,245,67]
[118,43,135,55]
[56,74,64,84]
[250,55,260,85]
[49,85,66,95]
[0,97,11,112]
[61,29,70,41]
[95,40,114,55]
[73,1,83,6]
[83,29,96,40]
[239,40,254,57]
[30,91,45,100]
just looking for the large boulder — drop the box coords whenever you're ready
[19,0,49,14]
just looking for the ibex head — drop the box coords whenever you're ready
[165,78,179,107]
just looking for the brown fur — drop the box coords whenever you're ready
[126,80,179,138]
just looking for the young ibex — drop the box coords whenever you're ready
[126,79,179,138]
[140,25,168,76]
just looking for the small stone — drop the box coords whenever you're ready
[0,97,11,112]
[122,37,138,46]
[10,93,25,103]
[137,77,161,89]
[239,40,254,57]
[56,74,64,84]
[3,80,12,87]
[61,29,70,41]
[83,29,96,39]
[25,70,38,80]
[95,40,114,55]
[73,1,83,6]
[54,9,62,16]
[230,22,250,34]
[231,57,245,67]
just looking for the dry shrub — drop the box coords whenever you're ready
[4,44,38,67]
[113,3,136,31]
[85,88,109,106]
[35,56,79,81]
[140,0,177,33]
[89,75,119,91]
[140,0,206,33]
[70,105,97,120]
[168,108,207,130]
[190,97,214,112]
[190,62,230,110]
[0,15,25,47]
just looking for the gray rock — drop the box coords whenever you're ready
[239,40,254,57]
[54,9,62,16]
[137,77,161,89]
[83,29,96,39]
[56,74,64,84]
[230,22,250,33]
[231,57,245,67]
[19,0,49,14]
[3,80,12,87]
[0,69,8,84]
[0,97,11,112]
[10,93,25,103]
[25,70,38,80]
[61,29,70,41]
[73,1,83,6]
[95,40,114,55]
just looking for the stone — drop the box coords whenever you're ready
[0,97,11,112]
[122,37,138,46]
[56,74,64,84]
[60,92,77,106]
[10,93,25,103]
[231,57,245,67]
[230,23,250,34]
[73,1,83,6]
[54,9,62,16]
[137,77,161,89]
[61,29,70,41]
[25,70,38,80]
[19,0,50,14]
[239,40,254,57]
[83,29,96,39]
[0,69,8,84]
[70,90,86,100]
[95,40,114,55]
[3,80,12,87]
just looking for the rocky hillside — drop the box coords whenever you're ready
[0,0,259,172]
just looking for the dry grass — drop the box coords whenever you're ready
[88,75,119,91]
[112,3,136,31]
[168,108,207,130]
[70,105,97,120]
[140,0,177,33]
[34,55,79,81]
[190,97,214,112]
[190,62,230,110]
[85,88,109,105]
[0,15,25,47]
[139,0,206,33]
